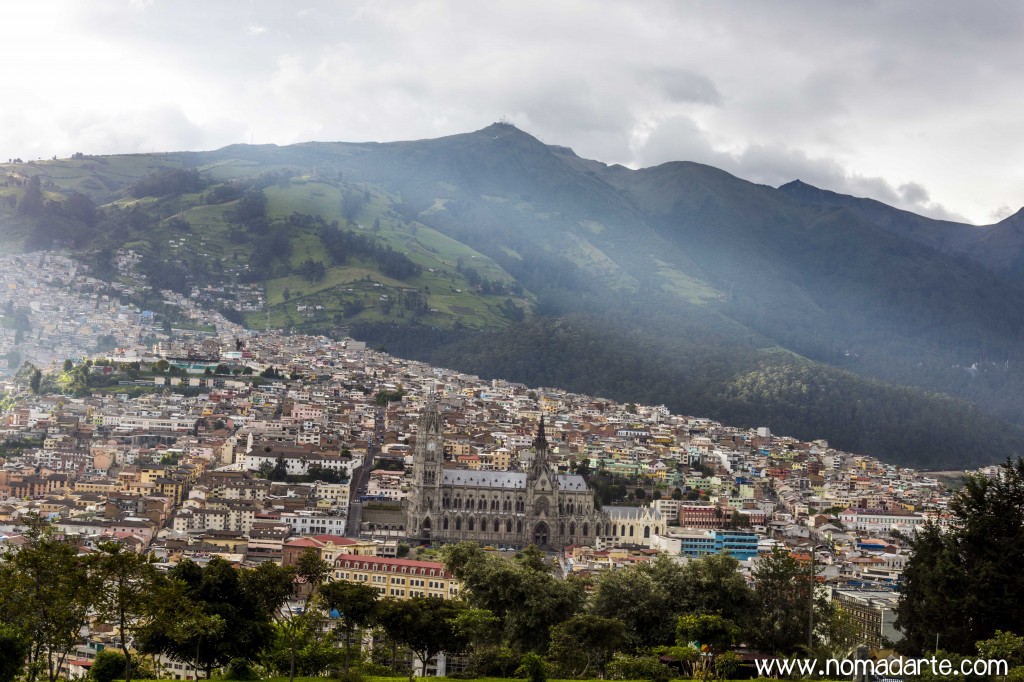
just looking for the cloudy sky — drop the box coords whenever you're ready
[3,1,1022,224]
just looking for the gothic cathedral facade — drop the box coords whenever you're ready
[406,396,610,548]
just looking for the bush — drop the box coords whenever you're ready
[353,662,399,677]
[88,651,154,682]
[516,653,547,682]
[330,669,365,682]
[223,657,260,681]
[606,652,671,682]
[715,651,741,680]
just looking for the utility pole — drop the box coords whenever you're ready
[808,548,815,651]
[808,543,827,651]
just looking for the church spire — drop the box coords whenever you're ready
[533,415,548,453]
[419,392,443,436]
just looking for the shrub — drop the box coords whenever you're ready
[606,652,671,682]
[223,657,260,681]
[516,652,547,682]
[330,669,364,682]
[88,651,154,682]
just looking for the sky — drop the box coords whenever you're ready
[2,0,1022,225]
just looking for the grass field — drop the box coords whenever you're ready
[130,677,803,682]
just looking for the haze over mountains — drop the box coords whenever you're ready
[2,122,1023,469]
[780,179,1024,280]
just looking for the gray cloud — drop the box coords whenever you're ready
[647,68,722,105]
[1,0,1022,223]
[898,183,929,206]
[633,115,967,222]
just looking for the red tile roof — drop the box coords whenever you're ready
[312,534,359,544]
[334,553,453,578]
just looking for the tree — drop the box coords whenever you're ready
[975,630,1024,669]
[375,597,468,682]
[244,559,310,682]
[547,614,625,678]
[590,563,670,650]
[172,606,226,680]
[137,558,276,678]
[812,596,860,657]
[676,613,740,680]
[589,553,753,652]
[450,607,502,676]
[0,623,30,682]
[0,528,95,682]
[234,190,267,224]
[261,618,341,678]
[271,455,288,481]
[675,553,755,625]
[319,579,380,671]
[442,542,586,652]
[19,175,43,215]
[90,542,159,682]
[897,458,1024,654]
[29,368,42,394]
[751,546,812,655]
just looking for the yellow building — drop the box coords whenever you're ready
[332,554,461,599]
[74,479,121,495]
[284,535,378,567]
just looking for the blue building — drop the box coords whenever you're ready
[679,529,759,561]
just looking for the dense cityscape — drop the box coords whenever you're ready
[1,252,1009,680]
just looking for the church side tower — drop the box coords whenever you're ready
[408,394,444,540]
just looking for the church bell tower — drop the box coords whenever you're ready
[408,394,443,539]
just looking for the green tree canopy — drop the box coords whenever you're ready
[90,542,159,682]
[0,623,30,682]
[0,527,94,682]
[442,542,586,652]
[750,546,812,655]
[374,596,468,682]
[897,458,1024,654]
[137,558,276,678]
[319,578,380,671]
[547,613,625,678]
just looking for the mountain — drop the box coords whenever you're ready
[779,179,1024,283]
[2,123,1023,468]
[778,179,985,254]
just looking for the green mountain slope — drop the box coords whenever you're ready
[2,123,1023,468]
[0,155,532,332]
